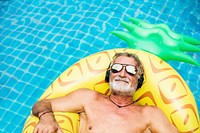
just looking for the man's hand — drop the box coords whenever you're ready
[33,113,63,133]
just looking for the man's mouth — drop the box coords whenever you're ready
[115,79,129,83]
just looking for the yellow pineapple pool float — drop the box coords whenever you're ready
[23,49,200,133]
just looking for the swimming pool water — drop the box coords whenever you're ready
[0,0,200,132]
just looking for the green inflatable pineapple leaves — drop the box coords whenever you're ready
[111,18,200,66]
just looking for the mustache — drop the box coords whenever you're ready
[114,76,130,84]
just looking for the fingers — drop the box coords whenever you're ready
[33,124,55,133]
[33,123,63,133]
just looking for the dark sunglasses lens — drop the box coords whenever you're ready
[126,66,137,75]
[111,64,122,73]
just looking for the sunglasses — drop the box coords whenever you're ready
[110,63,137,76]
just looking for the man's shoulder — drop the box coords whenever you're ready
[74,88,101,99]
[73,88,105,106]
[143,105,161,112]
[75,88,99,94]
[138,105,166,120]
[134,105,161,114]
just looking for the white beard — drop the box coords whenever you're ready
[109,76,137,96]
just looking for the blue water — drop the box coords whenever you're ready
[0,0,200,132]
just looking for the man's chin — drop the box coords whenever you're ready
[112,90,133,97]
[110,83,134,96]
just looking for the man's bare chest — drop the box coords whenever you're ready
[79,105,148,133]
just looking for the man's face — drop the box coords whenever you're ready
[109,56,139,96]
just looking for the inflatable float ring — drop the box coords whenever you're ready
[23,48,200,133]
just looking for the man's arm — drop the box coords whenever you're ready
[145,106,180,133]
[32,88,94,133]
[32,99,52,117]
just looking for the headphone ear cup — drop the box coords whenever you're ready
[105,70,110,82]
[137,74,144,89]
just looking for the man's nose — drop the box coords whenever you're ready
[119,67,126,77]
